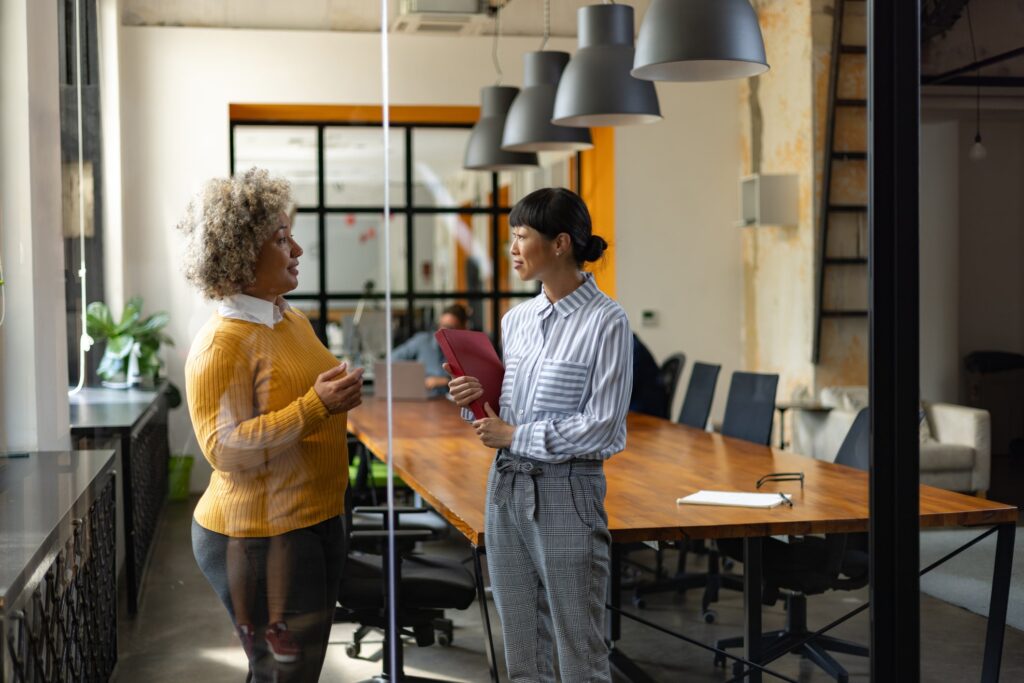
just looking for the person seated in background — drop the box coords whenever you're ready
[393,303,469,395]
[630,333,669,418]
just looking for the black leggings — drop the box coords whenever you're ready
[192,516,346,682]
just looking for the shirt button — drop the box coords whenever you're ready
[519,410,525,417]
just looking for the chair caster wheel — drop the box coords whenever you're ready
[437,630,453,647]
[632,596,646,609]
[702,609,717,624]
[345,642,361,658]
[723,558,735,572]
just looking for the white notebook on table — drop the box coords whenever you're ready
[676,490,793,509]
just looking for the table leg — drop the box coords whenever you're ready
[473,546,500,683]
[743,537,763,683]
[981,523,1015,683]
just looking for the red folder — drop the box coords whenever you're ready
[435,329,505,420]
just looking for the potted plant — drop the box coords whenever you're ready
[86,297,174,388]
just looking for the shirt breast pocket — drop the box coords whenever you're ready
[534,359,589,414]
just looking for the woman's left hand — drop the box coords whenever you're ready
[472,403,515,449]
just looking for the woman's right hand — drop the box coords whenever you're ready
[443,362,483,408]
[314,363,364,414]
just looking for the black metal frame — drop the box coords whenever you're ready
[228,118,576,347]
[4,474,117,682]
[869,0,922,680]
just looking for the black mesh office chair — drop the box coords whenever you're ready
[632,362,721,608]
[677,362,722,429]
[658,353,686,419]
[715,409,870,682]
[721,371,780,446]
[334,491,477,681]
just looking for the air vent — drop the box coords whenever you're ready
[392,0,489,35]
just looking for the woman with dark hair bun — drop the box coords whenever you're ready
[446,187,632,682]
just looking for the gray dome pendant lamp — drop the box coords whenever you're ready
[632,0,769,82]
[464,6,539,171]
[551,3,662,127]
[502,0,593,152]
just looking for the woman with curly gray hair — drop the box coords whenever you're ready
[181,168,361,681]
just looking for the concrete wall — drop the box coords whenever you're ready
[115,25,743,488]
[738,0,817,403]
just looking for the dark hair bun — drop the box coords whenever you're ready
[582,234,608,263]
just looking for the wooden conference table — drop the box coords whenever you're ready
[347,398,1018,682]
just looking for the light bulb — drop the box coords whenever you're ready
[969,132,987,161]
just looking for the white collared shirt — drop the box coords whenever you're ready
[218,293,293,329]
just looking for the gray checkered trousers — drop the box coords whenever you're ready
[485,451,612,682]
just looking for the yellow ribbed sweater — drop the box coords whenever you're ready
[186,311,348,537]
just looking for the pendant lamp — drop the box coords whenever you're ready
[464,7,539,171]
[632,0,769,82]
[502,51,593,152]
[551,4,661,127]
[464,86,540,171]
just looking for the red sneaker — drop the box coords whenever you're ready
[236,623,256,661]
[265,622,300,663]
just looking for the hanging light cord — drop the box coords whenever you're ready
[492,4,503,84]
[69,0,92,396]
[539,0,550,51]
[966,1,981,140]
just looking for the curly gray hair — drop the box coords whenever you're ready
[177,168,292,299]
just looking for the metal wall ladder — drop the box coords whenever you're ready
[813,0,868,363]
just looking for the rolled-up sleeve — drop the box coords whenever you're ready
[509,314,632,463]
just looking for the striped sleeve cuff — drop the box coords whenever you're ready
[511,422,537,458]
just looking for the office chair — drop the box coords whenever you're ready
[658,353,686,419]
[334,491,477,681]
[721,371,780,446]
[714,409,870,683]
[631,362,722,608]
[677,362,722,429]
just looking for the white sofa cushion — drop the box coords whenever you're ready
[919,442,975,472]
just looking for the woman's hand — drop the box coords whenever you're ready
[443,362,483,407]
[314,363,364,414]
[473,404,515,449]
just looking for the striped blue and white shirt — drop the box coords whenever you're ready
[466,272,632,464]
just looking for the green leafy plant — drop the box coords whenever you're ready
[86,297,174,385]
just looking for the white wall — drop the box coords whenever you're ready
[117,26,742,487]
[919,120,960,403]
[615,82,742,422]
[959,119,1024,364]
[0,0,71,451]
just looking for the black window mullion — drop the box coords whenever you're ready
[404,125,415,340]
